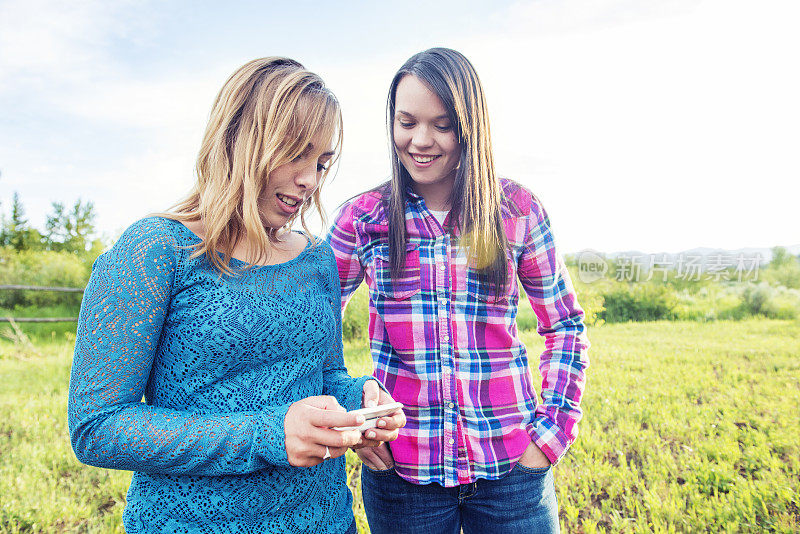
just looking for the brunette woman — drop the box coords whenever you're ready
[328,48,588,534]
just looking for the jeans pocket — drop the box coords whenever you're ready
[362,464,396,476]
[514,463,551,476]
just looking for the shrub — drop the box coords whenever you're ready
[0,249,91,308]
[599,284,677,322]
[742,283,770,315]
[672,286,744,321]
[576,287,605,327]
[740,283,799,319]
[342,285,370,342]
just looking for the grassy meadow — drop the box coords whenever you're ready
[1,318,799,533]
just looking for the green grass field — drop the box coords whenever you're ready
[1,320,798,533]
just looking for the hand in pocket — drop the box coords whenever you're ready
[357,442,394,471]
[518,441,551,469]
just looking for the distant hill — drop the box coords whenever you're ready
[572,245,800,264]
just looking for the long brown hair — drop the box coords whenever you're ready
[386,47,508,293]
[162,57,342,274]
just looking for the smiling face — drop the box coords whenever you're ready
[393,75,461,208]
[259,136,334,230]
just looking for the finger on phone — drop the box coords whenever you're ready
[308,406,365,429]
[359,431,382,448]
[362,380,380,408]
[375,412,405,431]
[364,428,396,443]
[303,395,345,412]
[391,411,407,428]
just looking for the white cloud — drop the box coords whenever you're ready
[443,0,800,252]
[1,0,797,254]
[492,0,700,36]
[0,0,157,88]
[0,0,220,235]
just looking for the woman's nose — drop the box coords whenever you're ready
[411,126,434,148]
[295,162,319,190]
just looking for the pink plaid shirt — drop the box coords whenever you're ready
[327,179,589,486]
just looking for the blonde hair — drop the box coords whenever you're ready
[163,57,342,274]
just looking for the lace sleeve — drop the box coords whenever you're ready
[68,218,292,475]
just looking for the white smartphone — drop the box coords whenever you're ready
[333,402,404,432]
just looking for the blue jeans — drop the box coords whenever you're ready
[360,464,560,534]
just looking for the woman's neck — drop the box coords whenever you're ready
[412,174,455,211]
[181,219,303,266]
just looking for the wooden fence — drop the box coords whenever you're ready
[0,284,83,323]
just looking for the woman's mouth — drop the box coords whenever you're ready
[409,153,441,168]
[276,193,301,213]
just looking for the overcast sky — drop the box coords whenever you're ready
[0,0,797,254]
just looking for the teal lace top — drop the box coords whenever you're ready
[68,217,370,533]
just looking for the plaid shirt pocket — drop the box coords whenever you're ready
[457,254,518,305]
[369,244,421,300]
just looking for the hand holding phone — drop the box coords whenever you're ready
[356,381,407,449]
[284,396,366,467]
[333,402,404,432]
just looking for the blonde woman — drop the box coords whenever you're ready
[68,57,404,534]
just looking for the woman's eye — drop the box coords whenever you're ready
[292,154,304,162]
[398,121,415,128]
[317,162,328,172]
[435,124,452,132]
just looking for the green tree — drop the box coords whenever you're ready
[45,199,100,254]
[764,246,800,289]
[770,246,791,268]
[1,192,43,251]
